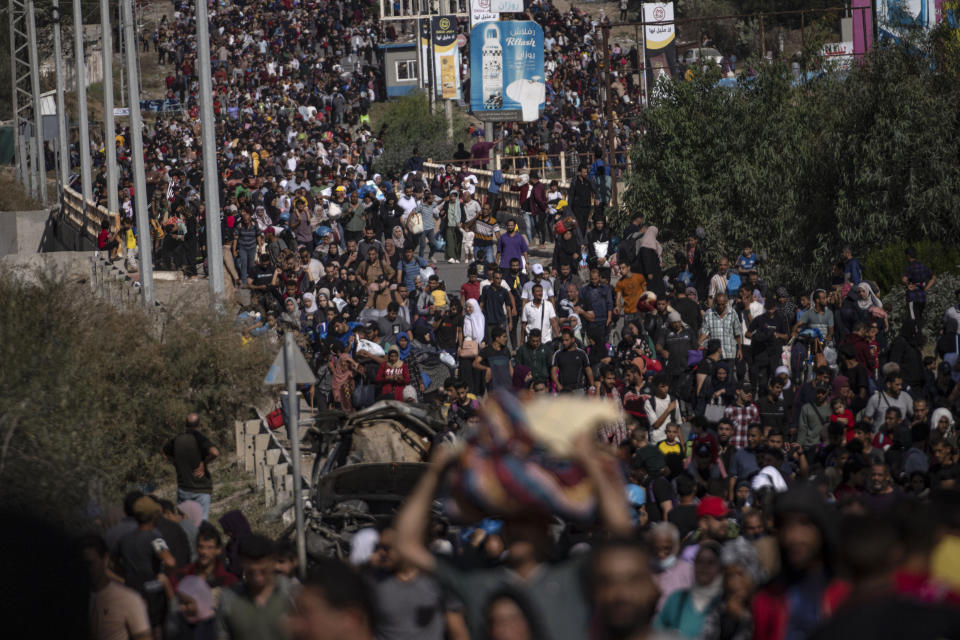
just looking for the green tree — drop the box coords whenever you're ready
[619,38,960,292]
[371,91,469,176]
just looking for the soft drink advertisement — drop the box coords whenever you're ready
[469,20,545,121]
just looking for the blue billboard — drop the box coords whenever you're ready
[469,20,545,121]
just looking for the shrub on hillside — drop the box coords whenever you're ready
[0,267,272,524]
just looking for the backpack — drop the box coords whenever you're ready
[726,272,742,295]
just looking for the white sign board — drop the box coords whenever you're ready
[471,0,498,26]
[822,41,854,68]
[642,2,676,49]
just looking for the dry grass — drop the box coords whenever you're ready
[0,166,45,211]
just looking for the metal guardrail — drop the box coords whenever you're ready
[62,185,120,240]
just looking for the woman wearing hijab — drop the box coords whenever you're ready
[586,217,613,280]
[301,292,319,324]
[407,324,453,396]
[280,297,302,331]
[656,541,724,638]
[461,298,486,395]
[218,510,251,578]
[252,205,272,232]
[391,225,407,251]
[931,407,955,441]
[637,226,666,299]
[697,361,737,417]
[376,345,411,400]
[165,575,216,640]
[552,226,581,270]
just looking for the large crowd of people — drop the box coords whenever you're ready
[86,0,646,270]
[71,0,960,639]
[81,172,960,639]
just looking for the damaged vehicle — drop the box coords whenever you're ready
[301,400,445,559]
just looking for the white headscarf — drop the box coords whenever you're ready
[931,407,955,434]
[857,281,882,310]
[638,225,662,258]
[464,298,486,344]
[302,292,318,314]
[391,226,406,250]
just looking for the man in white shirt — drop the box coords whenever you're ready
[521,263,556,305]
[397,185,418,217]
[644,373,683,444]
[461,190,481,224]
[521,283,561,345]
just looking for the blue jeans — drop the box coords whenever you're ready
[475,243,496,265]
[420,229,437,259]
[236,246,257,285]
[177,489,211,521]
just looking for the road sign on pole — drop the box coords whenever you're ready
[264,333,315,580]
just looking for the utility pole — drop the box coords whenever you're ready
[122,0,154,306]
[26,0,46,204]
[9,0,23,190]
[195,0,225,303]
[52,0,70,193]
[601,24,617,210]
[283,331,308,581]
[73,0,93,210]
[101,0,118,214]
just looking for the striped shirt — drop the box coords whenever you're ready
[701,308,742,359]
[473,216,500,246]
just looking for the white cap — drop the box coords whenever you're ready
[531,263,544,275]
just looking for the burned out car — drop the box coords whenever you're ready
[302,400,444,559]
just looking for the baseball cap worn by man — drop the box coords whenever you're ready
[697,495,729,519]
[667,311,682,324]
[531,263,545,276]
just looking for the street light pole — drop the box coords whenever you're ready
[101,0,119,215]
[26,0,46,205]
[601,25,617,210]
[283,331,308,580]
[122,0,154,306]
[52,0,70,193]
[73,0,93,209]
[195,0,225,304]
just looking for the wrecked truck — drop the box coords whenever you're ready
[301,400,445,559]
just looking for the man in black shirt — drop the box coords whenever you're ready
[671,282,701,335]
[248,253,279,312]
[475,326,513,391]
[161,413,219,520]
[656,311,695,379]
[551,328,594,393]
[569,165,595,231]
[747,297,789,388]
[757,377,787,431]
[479,270,515,336]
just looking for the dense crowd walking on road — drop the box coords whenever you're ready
[68,1,960,640]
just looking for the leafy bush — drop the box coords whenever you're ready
[862,240,960,296]
[0,267,273,523]
[885,271,960,343]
